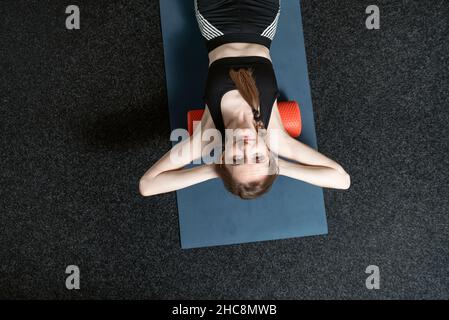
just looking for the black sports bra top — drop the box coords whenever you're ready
[203,56,280,142]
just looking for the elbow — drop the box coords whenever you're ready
[139,178,153,197]
[339,172,351,190]
[333,165,351,190]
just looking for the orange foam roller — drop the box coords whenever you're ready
[187,101,302,137]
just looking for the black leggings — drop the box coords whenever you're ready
[194,0,281,52]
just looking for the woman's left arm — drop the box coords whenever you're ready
[138,132,219,196]
[278,157,351,190]
[139,106,219,196]
[139,163,218,196]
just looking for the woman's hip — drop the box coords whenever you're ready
[195,0,281,35]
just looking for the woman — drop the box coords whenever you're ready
[139,0,350,199]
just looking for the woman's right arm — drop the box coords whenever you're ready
[278,158,351,190]
[267,100,349,176]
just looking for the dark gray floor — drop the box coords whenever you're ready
[1,0,448,299]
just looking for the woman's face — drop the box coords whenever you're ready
[223,128,273,183]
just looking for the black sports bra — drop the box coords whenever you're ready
[203,56,280,142]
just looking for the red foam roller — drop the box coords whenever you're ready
[187,101,301,137]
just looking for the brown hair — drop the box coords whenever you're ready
[215,67,279,200]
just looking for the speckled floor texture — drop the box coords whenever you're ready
[1,0,448,299]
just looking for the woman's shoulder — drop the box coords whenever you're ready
[267,99,288,136]
[202,104,217,130]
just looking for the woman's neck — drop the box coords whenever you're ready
[221,97,255,132]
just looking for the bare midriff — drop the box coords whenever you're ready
[208,42,272,67]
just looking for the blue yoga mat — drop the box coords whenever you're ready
[159,0,327,249]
